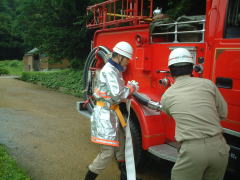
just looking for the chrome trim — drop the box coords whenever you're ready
[148,100,162,111]
[152,30,205,36]
[169,46,196,50]
[223,128,240,138]
[153,19,206,27]
[151,18,205,43]
[76,101,92,119]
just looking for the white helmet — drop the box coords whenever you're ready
[168,48,194,67]
[153,7,162,16]
[113,41,133,59]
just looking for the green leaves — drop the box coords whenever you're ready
[21,69,84,97]
[0,0,24,59]
[0,67,9,75]
[12,0,104,65]
[0,60,23,75]
[0,0,99,62]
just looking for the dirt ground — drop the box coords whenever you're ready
[0,77,173,180]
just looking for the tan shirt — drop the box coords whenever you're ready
[161,75,228,142]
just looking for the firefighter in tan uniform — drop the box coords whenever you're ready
[161,48,230,180]
[84,41,141,180]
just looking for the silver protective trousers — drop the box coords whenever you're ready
[89,126,125,174]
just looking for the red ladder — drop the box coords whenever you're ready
[86,0,153,29]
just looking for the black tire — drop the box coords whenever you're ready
[129,112,149,171]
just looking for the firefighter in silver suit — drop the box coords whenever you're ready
[84,41,140,180]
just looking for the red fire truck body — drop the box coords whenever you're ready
[80,0,240,175]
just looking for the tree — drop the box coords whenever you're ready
[0,0,24,60]
[13,0,104,67]
[154,0,206,19]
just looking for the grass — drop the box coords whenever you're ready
[0,144,30,180]
[0,60,23,75]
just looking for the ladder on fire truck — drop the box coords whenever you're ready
[86,0,153,29]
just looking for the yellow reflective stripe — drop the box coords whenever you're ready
[96,101,127,128]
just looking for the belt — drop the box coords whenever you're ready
[96,101,126,127]
[182,133,224,145]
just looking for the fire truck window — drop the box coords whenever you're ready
[224,0,240,38]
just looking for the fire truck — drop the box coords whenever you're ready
[78,0,240,176]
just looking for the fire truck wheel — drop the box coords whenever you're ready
[129,115,149,171]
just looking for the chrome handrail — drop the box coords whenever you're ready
[151,19,206,43]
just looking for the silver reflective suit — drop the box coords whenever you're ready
[90,60,130,147]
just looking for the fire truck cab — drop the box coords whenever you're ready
[77,0,240,176]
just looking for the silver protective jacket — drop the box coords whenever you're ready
[91,61,130,147]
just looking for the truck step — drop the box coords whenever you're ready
[76,101,91,119]
[148,144,178,162]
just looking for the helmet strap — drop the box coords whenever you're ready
[118,55,125,66]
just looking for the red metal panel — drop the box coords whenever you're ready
[213,48,240,132]
[215,0,228,38]
[209,0,240,133]
[134,48,144,69]
[131,99,166,149]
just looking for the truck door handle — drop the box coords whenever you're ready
[216,77,233,89]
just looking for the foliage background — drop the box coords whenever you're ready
[0,60,23,75]
[0,0,105,67]
[0,0,205,67]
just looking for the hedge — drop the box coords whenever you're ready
[0,60,23,75]
[21,69,83,97]
[0,67,10,75]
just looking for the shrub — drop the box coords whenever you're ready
[0,60,23,75]
[21,69,83,97]
[0,68,10,75]
[9,60,20,67]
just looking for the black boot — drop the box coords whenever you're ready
[84,170,98,180]
[118,162,142,180]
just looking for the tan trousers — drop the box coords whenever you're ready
[89,127,125,174]
[172,134,230,180]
